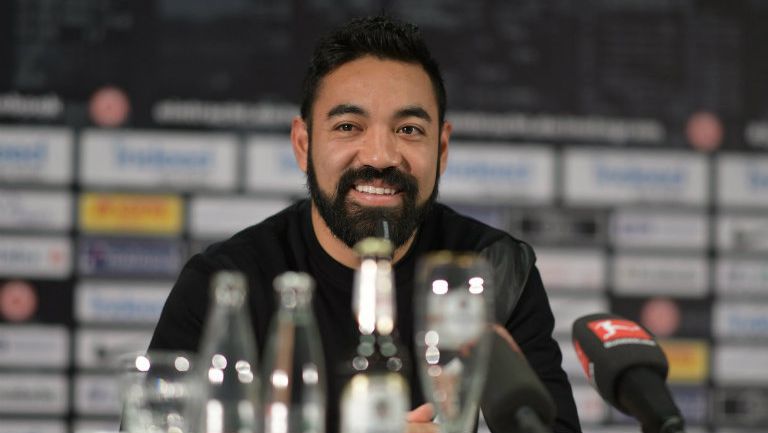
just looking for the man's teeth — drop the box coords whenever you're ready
[355,185,396,195]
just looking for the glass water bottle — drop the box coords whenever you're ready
[191,271,259,433]
[262,272,326,433]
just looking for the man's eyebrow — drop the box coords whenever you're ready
[395,106,432,123]
[327,104,367,118]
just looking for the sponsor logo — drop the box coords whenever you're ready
[713,387,768,427]
[79,193,183,235]
[152,99,296,128]
[573,340,593,381]
[189,195,290,238]
[78,238,183,277]
[0,92,62,119]
[440,143,554,204]
[514,209,607,245]
[245,136,305,194]
[587,319,654,348]
[713,346,768,385]
[717,214,768,252]
[0,325,69,368]
[535,249,606,292]
[659,340,709,384]
[74,374,121,416]
[0,189,72,231]
[714,303,768,338]
[564,149,707,205]
[0,280,38,322]
[72,420,121,433]
[0,373,68,414]
[716,258,768,296]
[76,281,171,324]
[717,155,768,208]
[0,236,71,278]
[0,420,66,433]
[75,329,154,369]
[80,129,237,190]
[0,126,73,183]
[612,254,708,297]
[548,296,608,335]
[610,210,707,249]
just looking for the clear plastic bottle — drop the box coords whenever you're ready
[261,272,326,433]
[339,238,410,433]
[190,271,259,433]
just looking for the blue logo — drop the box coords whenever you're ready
[115,141,213,171]
[0,142,47,165]
[447,161,531,183]
[596,164,685,188]
[79,238,184,277]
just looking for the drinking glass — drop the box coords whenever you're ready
[118,351,194,433]
[415,252,494,433]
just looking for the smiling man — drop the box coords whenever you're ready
[148,15,581,433]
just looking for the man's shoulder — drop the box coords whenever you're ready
[196,200,307,268]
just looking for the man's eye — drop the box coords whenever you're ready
[337,123,355,132]
[399,125,421,135]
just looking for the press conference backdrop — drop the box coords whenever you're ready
[1,1,767,432]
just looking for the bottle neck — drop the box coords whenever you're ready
[353,256,396,337]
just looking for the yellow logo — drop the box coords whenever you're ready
[659,339,709,384]
[80,193,183,235]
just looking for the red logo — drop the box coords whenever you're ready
[573,340,592,380]
[588,319,651,343]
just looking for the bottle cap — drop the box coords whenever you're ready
[210,271,247,306]
[354,237,393,258]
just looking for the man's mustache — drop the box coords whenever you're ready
[336,166,419,197]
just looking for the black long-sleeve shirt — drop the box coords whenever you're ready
[149,199,581,433]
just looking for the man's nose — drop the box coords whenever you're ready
[357,127,402,169]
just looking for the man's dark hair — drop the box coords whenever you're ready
[299,15,447,129]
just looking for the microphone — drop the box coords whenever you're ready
[480,327,555,433]
[572,313,686,433]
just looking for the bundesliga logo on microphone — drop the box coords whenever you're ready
[587,318,657,348]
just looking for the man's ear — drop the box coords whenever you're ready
[438,120,452,176]
[291,116,310,173]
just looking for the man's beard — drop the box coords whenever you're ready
[306,146,439,250]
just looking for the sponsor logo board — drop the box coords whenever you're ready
[717,154,768,209]
[245,135,306,194]
[714,302,768,338]
[612,254,708,297]
[716,258,768,297]
[0,373,68,414]
[0,189,72,231]
[0,236,71,278]
[610,209,708,250]
[79,193,183,235]
[78,237,184,277]
[549,296,608,335]
[0,420,66,433]
[189,195,290,238]
[440,143,555,204]
[564,148,707,206]
[717,214,768,252]
[72,420,121,433]
[0,324,69,368]
[80,129,238,190]
[714,346,768,385]
[535,248,606,292]
[75,329,154,369]
[0,126,73,184]
[611,296,711,339]
[659,340,709,384]
[513,209,607,245]
[668,386,709,425]
[76,280,171,324]
[74,374,121,416]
